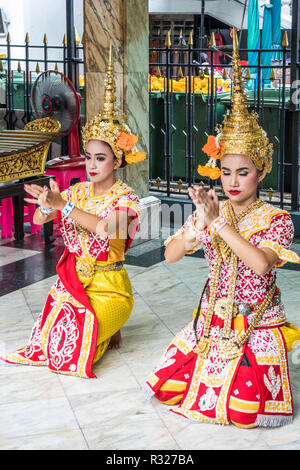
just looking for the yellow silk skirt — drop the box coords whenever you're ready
[281,322,300,352]
[77,261,134,364]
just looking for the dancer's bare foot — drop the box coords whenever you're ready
[108,330,122,349]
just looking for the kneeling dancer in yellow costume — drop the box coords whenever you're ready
[0,44,145,378]
[146,28,300,428]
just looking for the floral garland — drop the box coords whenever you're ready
[197,135,222,180]
[115,131,146,164]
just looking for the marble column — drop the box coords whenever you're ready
[83,0,149,199]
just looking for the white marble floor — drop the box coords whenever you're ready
[0,255,300,450]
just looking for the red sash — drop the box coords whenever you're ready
[0,248,98,378]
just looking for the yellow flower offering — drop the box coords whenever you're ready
[149,74,231,94]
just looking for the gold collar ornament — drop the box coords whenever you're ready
[81,42,146,165]
[198,27,273,180]
[194,199,276,361]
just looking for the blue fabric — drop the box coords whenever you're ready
[247,0,260,78]
[261,4,273,81]
[271,0,282,60]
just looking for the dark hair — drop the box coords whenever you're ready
[118,153,128,168]
[100,140,128,168]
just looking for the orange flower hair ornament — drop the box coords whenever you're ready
[116,131,138,152]
[198,27,274,180]
[197,134,222,180]
[116,130,146,164]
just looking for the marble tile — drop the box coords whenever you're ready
[164,261,210,288]
[131,291,154,314]
[279,269,300,280]
[289,352,300,387]
[130,240,163,258]
[0,288,35,350]
[0,429,88,450]
[0,397,79,440]
[280,288,300,303]
[84,0,149,199]
[282,301,300,325]
[118,158,149,200]
[68,388,155,429]
[125,0,149,74]
[22,288,49,319]
[254,407,300,449]
[120,329,173,357]
[114,275,172,376]
[84,0,124,74]
[1,234,300,450]
[145,281,199,319]
[0,246,40,267]
[164,255,208,272]
[0,327,32,357]
[120,330,174,387]
[0,366,65,403]
[0,289,30,315]
[59,354,139,397]
[157,312,194,337]
[21,275,57,292]
[124,263,148,279]
[21,276,57,320]
[0,236,14,246]
[131,263,183,298]
[124,72,149,150]
[82,414,179,450]
[122,310,166,338]
[152,400,272,450]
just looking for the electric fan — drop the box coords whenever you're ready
[31,70,81,157]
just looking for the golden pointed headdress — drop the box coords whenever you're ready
[81,42,146,165]
[198,27,273,180]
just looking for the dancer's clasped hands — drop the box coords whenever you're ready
[188,185,219,228]
[24,178,65,211]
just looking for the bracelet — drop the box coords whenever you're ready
[187,222,203,241]
[208,216,227,239]
[61,201,75,218]
[39,206,54,217]
[184,218,204,253]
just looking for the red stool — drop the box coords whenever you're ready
[45,155,86,191]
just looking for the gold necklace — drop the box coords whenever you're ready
[194,198,269,360]
[214,199,265,263]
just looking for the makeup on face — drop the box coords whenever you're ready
[83,140,122,197]
[85,142,115,176]
[220,155,264,206]
[85,154,107,178]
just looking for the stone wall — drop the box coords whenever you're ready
[83,0,149,199]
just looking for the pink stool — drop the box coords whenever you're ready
[0,195,40,239]
[0,198,14,238]
[24,197,41,235]
[45,155,86,191]
[45,156,86,236]
[0,156,86,239]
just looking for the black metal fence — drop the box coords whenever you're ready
[0,31,84,156]
[149,20,300,211]
[1,11,300,212]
